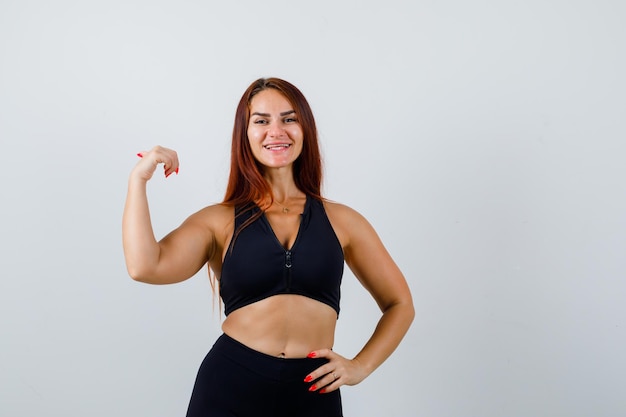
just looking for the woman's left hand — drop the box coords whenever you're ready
[304,349,369,394]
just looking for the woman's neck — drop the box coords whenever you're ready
[264,167,302,202]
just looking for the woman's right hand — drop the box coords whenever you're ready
[132,145,180,181]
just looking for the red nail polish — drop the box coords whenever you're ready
[319,389,327,394]
[175,167,179,174]
[137,153,143,158]
[307,352,316,358]
[308,385,317,392]
[304,376,313,382]
[165,172,171,178]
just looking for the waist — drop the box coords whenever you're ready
[222,294,337,358]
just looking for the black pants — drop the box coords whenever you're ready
[186,333,343,417]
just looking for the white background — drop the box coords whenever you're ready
[1,0,625,416]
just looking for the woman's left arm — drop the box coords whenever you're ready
[306,203,415,394]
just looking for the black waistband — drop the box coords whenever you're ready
[213,333,328,382]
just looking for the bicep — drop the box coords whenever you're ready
[150,213,214,284]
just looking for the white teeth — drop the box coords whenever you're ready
[264,144,290,150]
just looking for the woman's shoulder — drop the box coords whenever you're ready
[322,199,374,248]
[194,202,234,216]
[322,199,367,224]
[184,202,234,232]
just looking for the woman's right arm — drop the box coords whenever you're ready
[122,146,213,284]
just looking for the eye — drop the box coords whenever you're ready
[253,119,268,125]
[284,117,298,123]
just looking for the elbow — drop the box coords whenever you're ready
[399,298,415,327]
[127,269,145,283]
[126,264,186,285]
[407,301,416,325]
[126,264,154,283]
[390,297,415,327]
[128,272,145,283]
[403,288,416,325]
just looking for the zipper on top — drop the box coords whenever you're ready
[259,195,309,293]
[285,250,292,291]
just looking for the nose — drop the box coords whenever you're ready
[268,122,286,138]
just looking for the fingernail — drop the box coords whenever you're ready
[319,389,327,394]
[307,352,316,358]
[137,153,143,158]
[308,385,317,392]
[175,167,179,174]
[304,375,313,382]
[165,172,172,178]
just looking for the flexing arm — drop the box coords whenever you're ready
[122,146,212,284]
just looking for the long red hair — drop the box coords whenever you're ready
[211,78,323,309]
[223,78,323,209]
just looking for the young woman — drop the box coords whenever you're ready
[122,78,414,416]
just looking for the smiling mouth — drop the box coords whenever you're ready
[263,144,291,150]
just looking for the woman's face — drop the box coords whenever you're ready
[247,89,304,170]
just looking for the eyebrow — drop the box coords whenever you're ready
[251,110,296,117]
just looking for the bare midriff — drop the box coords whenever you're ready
[221,294,337,358]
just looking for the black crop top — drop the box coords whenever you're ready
[220,196,344,317]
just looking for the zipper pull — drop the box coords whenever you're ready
[285,250,292,268]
